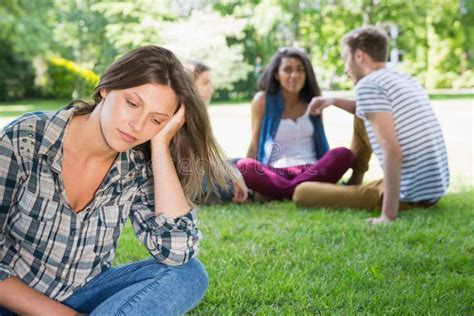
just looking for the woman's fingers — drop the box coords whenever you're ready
[152,104,186,146]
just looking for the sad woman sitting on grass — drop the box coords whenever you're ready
[0,46,233,315]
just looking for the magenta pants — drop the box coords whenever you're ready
[235,147,354,200]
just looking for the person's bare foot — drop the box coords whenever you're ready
[346,171,365,185]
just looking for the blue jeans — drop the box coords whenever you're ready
[0,258,208,315]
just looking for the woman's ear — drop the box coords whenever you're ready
[100,89,108,98]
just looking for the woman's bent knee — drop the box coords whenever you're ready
[151,259,208,314]
[179,258,209,296]
[330,147,354,165]
[235,158,257,173]
[170,258,209,309]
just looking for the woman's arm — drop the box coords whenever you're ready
[129,182,200,266]
[0,132,21,281]
[0,125,83,315]
[150,105,189,218]
[129,105,200,266]
[0,128,83,315]
[0,277,82,315]
[246,92,266,158]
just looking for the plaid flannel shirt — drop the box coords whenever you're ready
[0,106,201,301]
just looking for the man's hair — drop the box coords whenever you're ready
[343,26,389,62]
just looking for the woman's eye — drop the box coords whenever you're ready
[152,118,161,125]
[127,100,138,107]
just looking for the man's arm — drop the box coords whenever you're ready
[366,112,403,223]
[0,276,82,315]
[308,97,356,115]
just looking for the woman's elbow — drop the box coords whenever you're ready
[153,244,200,266]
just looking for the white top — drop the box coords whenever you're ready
[355,68,449,202]
[268,113,316,168]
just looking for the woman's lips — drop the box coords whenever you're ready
[117,129,137,143]
[288,80,300,86]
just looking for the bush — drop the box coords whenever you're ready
[0,40,37,101]
[453,69,474,89]
[213,70,259,102]
[44,57,100,99]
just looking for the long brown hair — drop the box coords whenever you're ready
[74,46,234,203]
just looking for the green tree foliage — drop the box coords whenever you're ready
[49,0,118,73]
[92,1,251,91]
[0,40,36,100]
[0,0,472,100]
[0,0,53,58]
[214,0,473,91]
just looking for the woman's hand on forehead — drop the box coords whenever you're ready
[151,104,186,147]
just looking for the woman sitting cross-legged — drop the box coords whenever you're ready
[236,47,354,200]
[0,46,234,315]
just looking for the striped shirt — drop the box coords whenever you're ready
[0,106,200,301]
[355,68,449,202]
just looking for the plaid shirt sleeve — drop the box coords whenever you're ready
[0,128,22,282]
[129,178,201,266]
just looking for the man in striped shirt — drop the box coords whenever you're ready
[294,26,449,224]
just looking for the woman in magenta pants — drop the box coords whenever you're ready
[237,47,353,200]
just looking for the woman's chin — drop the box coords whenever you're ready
[106,138,136,153]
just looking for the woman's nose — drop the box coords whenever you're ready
[129,115,146,133]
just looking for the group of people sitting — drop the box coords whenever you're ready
[187,27,449,226]
[0,26,449,315]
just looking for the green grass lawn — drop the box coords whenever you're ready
[114,190,474,314]
[0,98,69,117]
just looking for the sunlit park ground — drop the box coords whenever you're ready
[0,94,473,314]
